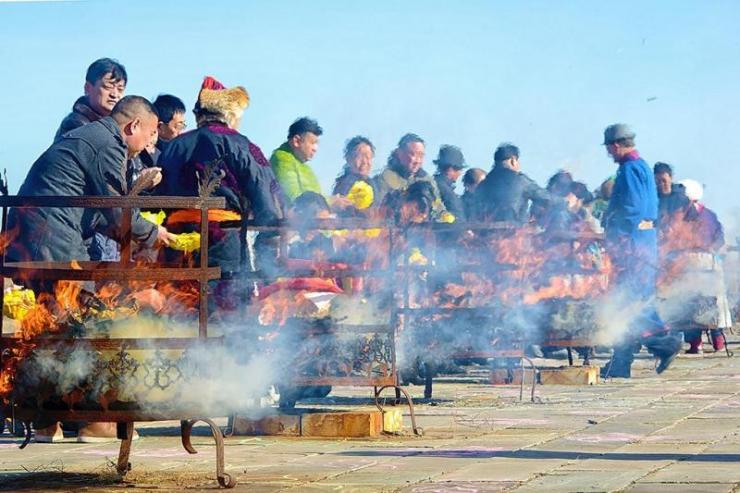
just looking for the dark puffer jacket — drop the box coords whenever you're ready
[434,173,464,220]
[159,123,284,272]
[474,165,553,223]
[54,96,106,143]
[7,117,157,263]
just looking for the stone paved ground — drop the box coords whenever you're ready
[2,339,740,492]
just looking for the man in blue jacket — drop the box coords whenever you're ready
[601,124,682,378]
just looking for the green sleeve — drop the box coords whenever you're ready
[271,152,302,203]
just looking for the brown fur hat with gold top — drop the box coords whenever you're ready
[193,76,249,128]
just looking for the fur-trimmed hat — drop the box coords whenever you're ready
[194,76,249,127]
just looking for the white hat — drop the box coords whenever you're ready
[677,179,703,202]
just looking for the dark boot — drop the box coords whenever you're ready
[686,337,703,354]
[683,329,702,354]
[600,344,635,378]
[644,334,683,374]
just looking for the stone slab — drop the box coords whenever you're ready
[232,413,301,436]
[540,365,600,385]
[301,410,383,438]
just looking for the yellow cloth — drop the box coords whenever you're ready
[3,288,36,320]
[170,232,201,253]
[408,248,428,266]
[346,181,374,210]
[438,211,456,223]
[140,210,167,226]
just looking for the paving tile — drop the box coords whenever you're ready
[640,461,740,483]
[623,483,735,493]
[439,457,569,482]
[399,481,520,492]
[508,469,649,493]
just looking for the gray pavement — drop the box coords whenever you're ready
[3,340,740,492]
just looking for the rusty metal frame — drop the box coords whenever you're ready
[239,220,421,432]
[0,193,238,489]
[395,224,607,400]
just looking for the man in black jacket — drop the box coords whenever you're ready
[53,58,161,260]
[8,96,173,444]
[432,145,466,220]
[653,162,689,227]
[54,58,127,143]
[8,96,172,265]
[475,143,554,223]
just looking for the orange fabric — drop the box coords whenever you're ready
[166,209,241,225]
[259,278,343,299]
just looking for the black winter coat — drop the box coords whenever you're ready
[159,123,284,272]
[7,117,158,262]
[434,174,465,220]
[474,165,553,223]
[54,96,106,143]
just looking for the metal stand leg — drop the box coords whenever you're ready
[424,361,434,400]
[722,330,733,358]
[520,357,539,403]
[180,418,236,489]
[374,385,423,436]
[116,422,134,477]
[566,347,574,366]
[224,414,236,437]
[19,420,32,449]
[583,347,594,366]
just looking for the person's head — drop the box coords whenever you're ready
[565,181,593,211]
[603,123,636,162]
[395,181,435,224]
[344,135,375,177]
[292,191,331,219]
[83,58,127,116]
[546,169,574,196]
[153,94,187,141]
[288,117,322,163]
[193,76,249,130]
[462,168,486,193]
[599,177,615,199]
[392,133,425,175]
[493,143,520,171]
[434,145,466,182]
[111,96,159,158]
[653,161,674,196]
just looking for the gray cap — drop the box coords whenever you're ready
[433,144,466,169]
[603,123,636,145]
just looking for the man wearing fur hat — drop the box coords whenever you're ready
[601,123,682,378]
[159,76,284,274]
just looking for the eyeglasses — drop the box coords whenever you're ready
[101,81,126,93]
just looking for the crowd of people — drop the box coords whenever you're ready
[4,58,735,440]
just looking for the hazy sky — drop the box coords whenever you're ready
[1,0,738,237]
